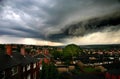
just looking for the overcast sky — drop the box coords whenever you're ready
[0,0,120,46]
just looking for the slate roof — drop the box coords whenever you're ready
[44,53,53,59]
[34,54,45,59]
[0,53,20,71]
[27,55,39,63]
[0,51,39,71]
[12,53,39,66]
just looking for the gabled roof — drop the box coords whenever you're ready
[12,53,38,66]
[0,53,20,71]
[44,53,53,58]
[34,54,45,59]
[26,55,39,63]
[0,51,39,71]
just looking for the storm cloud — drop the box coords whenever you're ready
[49,11,120,41]
[0,0,120,45]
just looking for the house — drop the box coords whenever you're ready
[12,45,39,79]
[34,48,52,71]
[0,44,40,79]
[0,45,20,79]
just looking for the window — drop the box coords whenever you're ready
[23,67,25,72]
[34,63,36,68]
[12,67,18,76]
[27,65,30,71]
[40,65,42,70]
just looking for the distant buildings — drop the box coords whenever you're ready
[1,44,120,79]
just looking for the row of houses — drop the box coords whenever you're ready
[0,44,51,79]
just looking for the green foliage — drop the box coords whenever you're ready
[70,64,83,75]
[40,62,59,79]
[70,69,82,75]
[49,44,83,63]
[83,67,98,73]
[49,63,59,79]
[63,44,82,56]
[62,44,82,64]
[50,49,62,60]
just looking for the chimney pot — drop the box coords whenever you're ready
[21,47,26,56]
[6,45,12,56]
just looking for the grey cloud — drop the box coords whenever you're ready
[63,29,120,45]
[12,27,45,38]
[42,0,120,37]
[0,0,120,44]
[48,11,120,41]
[43,0,120,28]
[0,19,44,39]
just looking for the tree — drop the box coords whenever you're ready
[40,62,59,79]
[49,63,59,79]
[50,49,62,60]
[62,44,82,64]
[63,44,82,56]
[40,61,46,79]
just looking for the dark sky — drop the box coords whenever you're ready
[0,0,120,45]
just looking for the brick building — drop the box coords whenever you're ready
[0,45,39,79]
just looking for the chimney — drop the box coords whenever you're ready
[6,45,12,56]
[21,46,26,56]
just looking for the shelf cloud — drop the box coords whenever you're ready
[0,0,120,45]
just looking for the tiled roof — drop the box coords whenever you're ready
[0,53,20,71]
[12,53,38,66]
[0,51,39,71]
[34,54,45,59]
